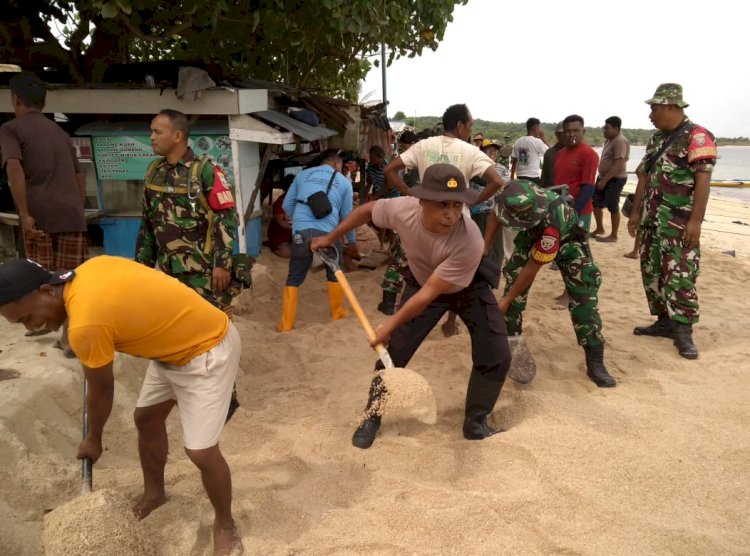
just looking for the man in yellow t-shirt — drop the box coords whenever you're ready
[0,256,242,556]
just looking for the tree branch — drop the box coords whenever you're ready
[117,13,195,42]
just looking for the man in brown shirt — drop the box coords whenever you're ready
[592,116,630,241]
[312,164,511,449]
[0,72,88,271]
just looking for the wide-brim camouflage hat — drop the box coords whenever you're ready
[496,180,549,231]
[410,163,479,204]
[645,82,689,108]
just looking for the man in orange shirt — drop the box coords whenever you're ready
[0,256,243,556]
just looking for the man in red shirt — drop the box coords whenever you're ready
[553,114,599,232]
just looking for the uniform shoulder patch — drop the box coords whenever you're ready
[530,226,560,264]
[688,125,717,164]
[207,165,236,210]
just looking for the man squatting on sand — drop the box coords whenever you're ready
[311,163,511,449]
[0,256,243,556]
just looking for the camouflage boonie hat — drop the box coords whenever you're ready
[496,180,550,231]
[645,83,689,108]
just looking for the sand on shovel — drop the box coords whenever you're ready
[43,489,155,556]
[365,367,437,425]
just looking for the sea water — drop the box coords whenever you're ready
[597,145,750,203]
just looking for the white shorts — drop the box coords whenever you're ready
[136,323,241,450]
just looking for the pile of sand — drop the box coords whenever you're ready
[1,198,749,554]
[43,489,154,556]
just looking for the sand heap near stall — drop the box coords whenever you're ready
[43,489,155,556]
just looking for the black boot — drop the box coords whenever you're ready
[377,291,397,316]
[463,369,504,440]
[673,324,698,359]
[584,345,616,388]
[352,376,386,449]
[634,316,675,338]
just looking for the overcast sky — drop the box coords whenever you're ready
[361,0,750,137]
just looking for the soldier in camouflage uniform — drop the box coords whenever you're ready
[136,109,248,419]
[489,180,616,388]
[377,131,419,315]
[627,84,716,360]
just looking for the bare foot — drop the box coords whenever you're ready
[596,235,618,243]
[590,229,605,237]
[132,494,167,520]
[623,251,638,259]
[214,521,243,556]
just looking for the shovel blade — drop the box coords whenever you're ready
[376,367,437,425]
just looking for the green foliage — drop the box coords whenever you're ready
[1,0,467,101]
[406,117,749,146]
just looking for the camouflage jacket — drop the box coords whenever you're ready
[135,148,238,275]
[638,118,717,229]
[520,192,585,264]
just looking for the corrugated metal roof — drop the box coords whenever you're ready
[253,110,337,142]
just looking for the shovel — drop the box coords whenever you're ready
[316,247,436,424]
[43,379,93,516]
[82,379,93,494]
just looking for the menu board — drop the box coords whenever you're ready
[92,135,234,182]
[92,136,156,180]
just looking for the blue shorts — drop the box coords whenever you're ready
[593,177,627,213]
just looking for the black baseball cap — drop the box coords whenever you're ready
[0,259,75,305]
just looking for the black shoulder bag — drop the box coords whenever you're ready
[642,121,692,175]
[298,170,336,219]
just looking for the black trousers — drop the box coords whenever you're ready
[376,273,510,384]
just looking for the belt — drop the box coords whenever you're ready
[145,183,190,194]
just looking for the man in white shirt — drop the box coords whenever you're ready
[383,103,506,203]
[511,117,549,185]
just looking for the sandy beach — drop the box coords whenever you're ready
[1,193,749,555]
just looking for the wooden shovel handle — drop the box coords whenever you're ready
[332,269,389,360]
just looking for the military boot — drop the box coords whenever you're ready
[377,291,397,316]
[463,370,504,440]
[584,345,616,388]
[352,376,386,449]
[634,316,675,338]
[673,324,698,359]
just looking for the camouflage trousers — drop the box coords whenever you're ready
[639,225,700,325]
[172,270,234,314]
[381,234,409,294]
[503,235,605,347]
